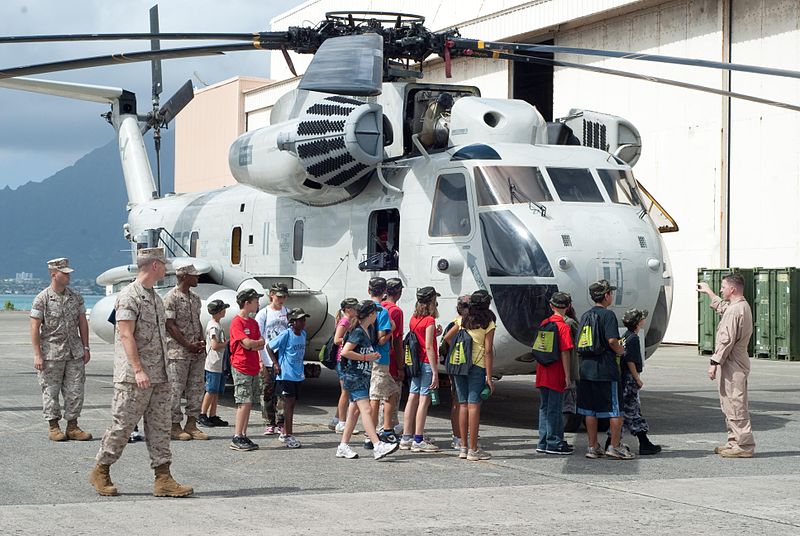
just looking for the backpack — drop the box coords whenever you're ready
[318,335,338,370]
[531,320,560,365]
[438,321,456,365]
[402,330,422,378]
[222,339,233,376]
[577,310,604,356]
[445,328,473,376]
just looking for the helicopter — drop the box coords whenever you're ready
[3,10,797,377]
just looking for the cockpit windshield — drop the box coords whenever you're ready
[474,166,553,207]
[546,168,604,202]
[597,168,641,206]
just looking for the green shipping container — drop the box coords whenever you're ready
[753,269,772,358]
[772,268,800,361]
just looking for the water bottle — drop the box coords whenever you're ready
[480,385,491,400]
[430,388,440,406]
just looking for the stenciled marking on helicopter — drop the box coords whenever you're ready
[465,251,487,291]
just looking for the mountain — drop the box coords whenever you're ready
[0,131,174,279]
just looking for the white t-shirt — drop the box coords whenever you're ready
[204,319,226,373]
[255,305,288,367]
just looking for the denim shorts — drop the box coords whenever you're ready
[454,365,486,404]
[409,362,433,396]
[204,370,226,395]
[336,360,345,381]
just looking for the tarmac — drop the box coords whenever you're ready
[1,310,799,535]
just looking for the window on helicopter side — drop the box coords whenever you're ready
[546,168,603,202]
[429,173,471,237]
[597,169,641,206]
[189,231,199,257]
[293,219,304,262]
[231,226,242,265]
[367,209,400,270]
[474,166,553,207]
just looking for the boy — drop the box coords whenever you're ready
[266,307,310,449]
[229,289,265,452]
[256,283,289,435]
[535,292,574,455]
[199,299,230,428]
[366,277,396,447]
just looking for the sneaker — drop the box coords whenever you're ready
[263,425,277,435]
[713,445,730,454]
[285,435,301,449]
[278,434,287,443]
[545,443,574,455]
[336,443,359,459]
[373,441,400,460]
[459,447,468,459]
[451,437,462,450]
[379,430,399,444]
[535,446,546,454]
[719,448,754,458]
[241,436,259,450]
[606,443,636,460]
[585,444,606,459]
[230,436,256,451]
[197,414,214,427]
[129,429,144,443]
[399,438,413,450]
[327,417,339,431]
[209,415,229,427]
[411,440,440,453]
[466,449,491,461]
[393,423,404,436]
[363,439,374,450]
[334,421,347,434]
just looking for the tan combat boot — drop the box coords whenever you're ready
[89,463,119,496]
[170,422,191,441]
[48,419,67,441]
[183,416,209,440]
[66,419,93,441]
[153,463,193,497]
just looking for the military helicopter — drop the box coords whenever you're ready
[3,10,798,376]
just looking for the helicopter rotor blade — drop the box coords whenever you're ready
[298,33,384,96]
[473,48,800,113]
[158,79,194,125]
[0,32,272,44]
[149,6,163,99]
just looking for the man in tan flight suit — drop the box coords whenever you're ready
[30,257,92,441]
[90,247,193,497]
[164,264,208,441]
[697,272,755,458]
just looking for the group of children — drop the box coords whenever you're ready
[195,277,656,461]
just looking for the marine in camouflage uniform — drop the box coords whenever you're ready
[90,247,192,497]
[164,264,207,441]
[30,257,92,441]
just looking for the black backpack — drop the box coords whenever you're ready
[318,335,338,370]
[445,328,473,376]
[222,339,233,376]
[402,330,422,378]
[531,321,560,365]
[577,310,605,356]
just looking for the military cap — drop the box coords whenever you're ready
[622,308,649,329]
[589,279,617,299]
[356,300,377,318]
[137,247,166,264]
[549,292,572,309]
[368,277,387,295]
[386,278,404,293]
[288,307,311,322]
[47,257,74,273]
[469,289,492,308]
[416,286,441,303]
[175,264,200,277]
[269,283,289,297]
[236,288,263,303]
[340,297,359,310]
[207,299,230,315]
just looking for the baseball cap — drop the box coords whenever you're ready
[469,289,492,308]
[356,300,377,318]
[340,297,359,310]
[416,286,440,303]
[288,307,311,322]
[269,283,289,297]
[368,277,387,295]
[175,264,200,277]
[386,278,404,294]
[589,279,617,299]
[137,247,166,264]
[207,299,230,315]
[47,257,74,273]
[236,288,263,303]
[549,291,572,308]
[622,308,649,328]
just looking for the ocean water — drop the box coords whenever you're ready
[1,294,103,311]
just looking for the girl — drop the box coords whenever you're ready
[336,300,399,460]
[331,298,358,433]
[400,286,441,453]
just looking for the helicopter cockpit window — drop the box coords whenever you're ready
[546,168,604,202]
[480,211,553,277]
[598,169,640,206]
[429,173,471,237]
[474,166,553,207]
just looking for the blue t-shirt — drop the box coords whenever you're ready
[269,328,306,382]
[371,301,392,365]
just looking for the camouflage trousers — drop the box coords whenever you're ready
[621,374,649,435]
[37,358,85,421]
[260,366,281,426]
[96,382,171,469]
[167,358,205,424]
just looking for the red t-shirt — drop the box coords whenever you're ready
[535,314,574,392]
[410,315,437,364]
[229,315,261,376]
[382,300,403,377]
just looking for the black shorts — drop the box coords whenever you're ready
[576,380,622,418]
[276,380,302,400]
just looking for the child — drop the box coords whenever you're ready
[400,286,441,453]
[441,295,470,450]
[332,298,359,433]
[255,283,289,435]
[228,288,265,451]
[620,308,661,455]
[534,292,574,455]
[337,300,399,461]
[199,299,230,428]
[266,307,310,449]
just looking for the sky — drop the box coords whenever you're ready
[0,0,305,189]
